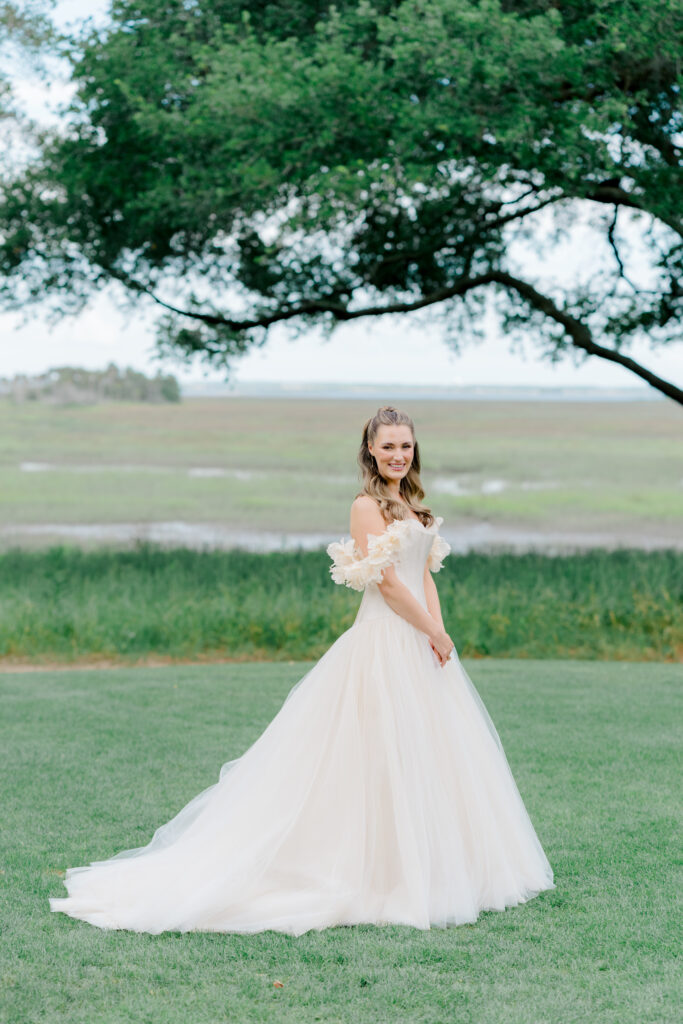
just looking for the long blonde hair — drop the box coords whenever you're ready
[357,406,434,526]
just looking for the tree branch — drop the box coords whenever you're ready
[491,271,683,405]
[133,270,682,405]
[371,193,563,273]
[586,182,683,239]
[607,206,638,292]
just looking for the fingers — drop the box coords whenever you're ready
[428,638,455,667]
[430,644,447,667]
[440,646,455,667]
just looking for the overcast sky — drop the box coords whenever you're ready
[2,0,681,391]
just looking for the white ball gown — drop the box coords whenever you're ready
[49,515,554,935]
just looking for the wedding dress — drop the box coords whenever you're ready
[49,515,554,935]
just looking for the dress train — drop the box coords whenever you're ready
[49,516,554,935]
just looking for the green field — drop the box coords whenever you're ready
[0,545,680,665]
[1,397,681,542]
[3,660,679,1024]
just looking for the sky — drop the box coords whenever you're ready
[1,0,681,392]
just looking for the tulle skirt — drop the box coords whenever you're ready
[49,613,555,935]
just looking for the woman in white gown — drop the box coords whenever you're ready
[50,406,554,935]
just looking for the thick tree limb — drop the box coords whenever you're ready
[491,272,683,405]
[135,271,683,405]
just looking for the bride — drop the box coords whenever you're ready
[50,405,555,935]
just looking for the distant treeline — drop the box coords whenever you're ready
[0,364,180,404]
[0,546,680,665]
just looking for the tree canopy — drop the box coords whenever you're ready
[0,1,55,119]
[1,361,180,403]
[1,0,682,401]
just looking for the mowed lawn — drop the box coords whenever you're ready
[2,660,680,1024]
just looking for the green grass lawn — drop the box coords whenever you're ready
[2,660,680,1023]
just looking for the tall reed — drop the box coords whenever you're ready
[0,545,680,663]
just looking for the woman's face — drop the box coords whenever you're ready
[368,424,414,486]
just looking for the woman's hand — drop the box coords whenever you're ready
[429,626,455,667]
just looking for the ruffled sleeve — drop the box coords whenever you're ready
[327,520,408,592]
[427,519,451,573]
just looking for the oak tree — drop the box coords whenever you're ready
[1,0,681,401]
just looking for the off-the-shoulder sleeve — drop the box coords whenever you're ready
[427,528,451,573]
[327,520,407,591]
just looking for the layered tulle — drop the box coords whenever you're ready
[50,516,554,935]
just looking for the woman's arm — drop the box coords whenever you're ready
[424,562,451,664]
[350,497,454,663]
[424,562,445,630]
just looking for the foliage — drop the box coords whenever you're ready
[0,362,181,403]
[0,1,681,398]
[0,1,56,118]
[0,544,680,663]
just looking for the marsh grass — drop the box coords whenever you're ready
[1,397,682,537]
[0,546,681,664]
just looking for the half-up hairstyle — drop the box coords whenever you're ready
[357,407,434,527]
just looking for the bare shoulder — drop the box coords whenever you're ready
[351,493,379,514]
[350,494,387,538]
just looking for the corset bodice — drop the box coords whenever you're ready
[354,520,440,624]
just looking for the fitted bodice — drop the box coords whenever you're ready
[354,520,437,625]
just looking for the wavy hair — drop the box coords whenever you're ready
[356,406,434,526]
